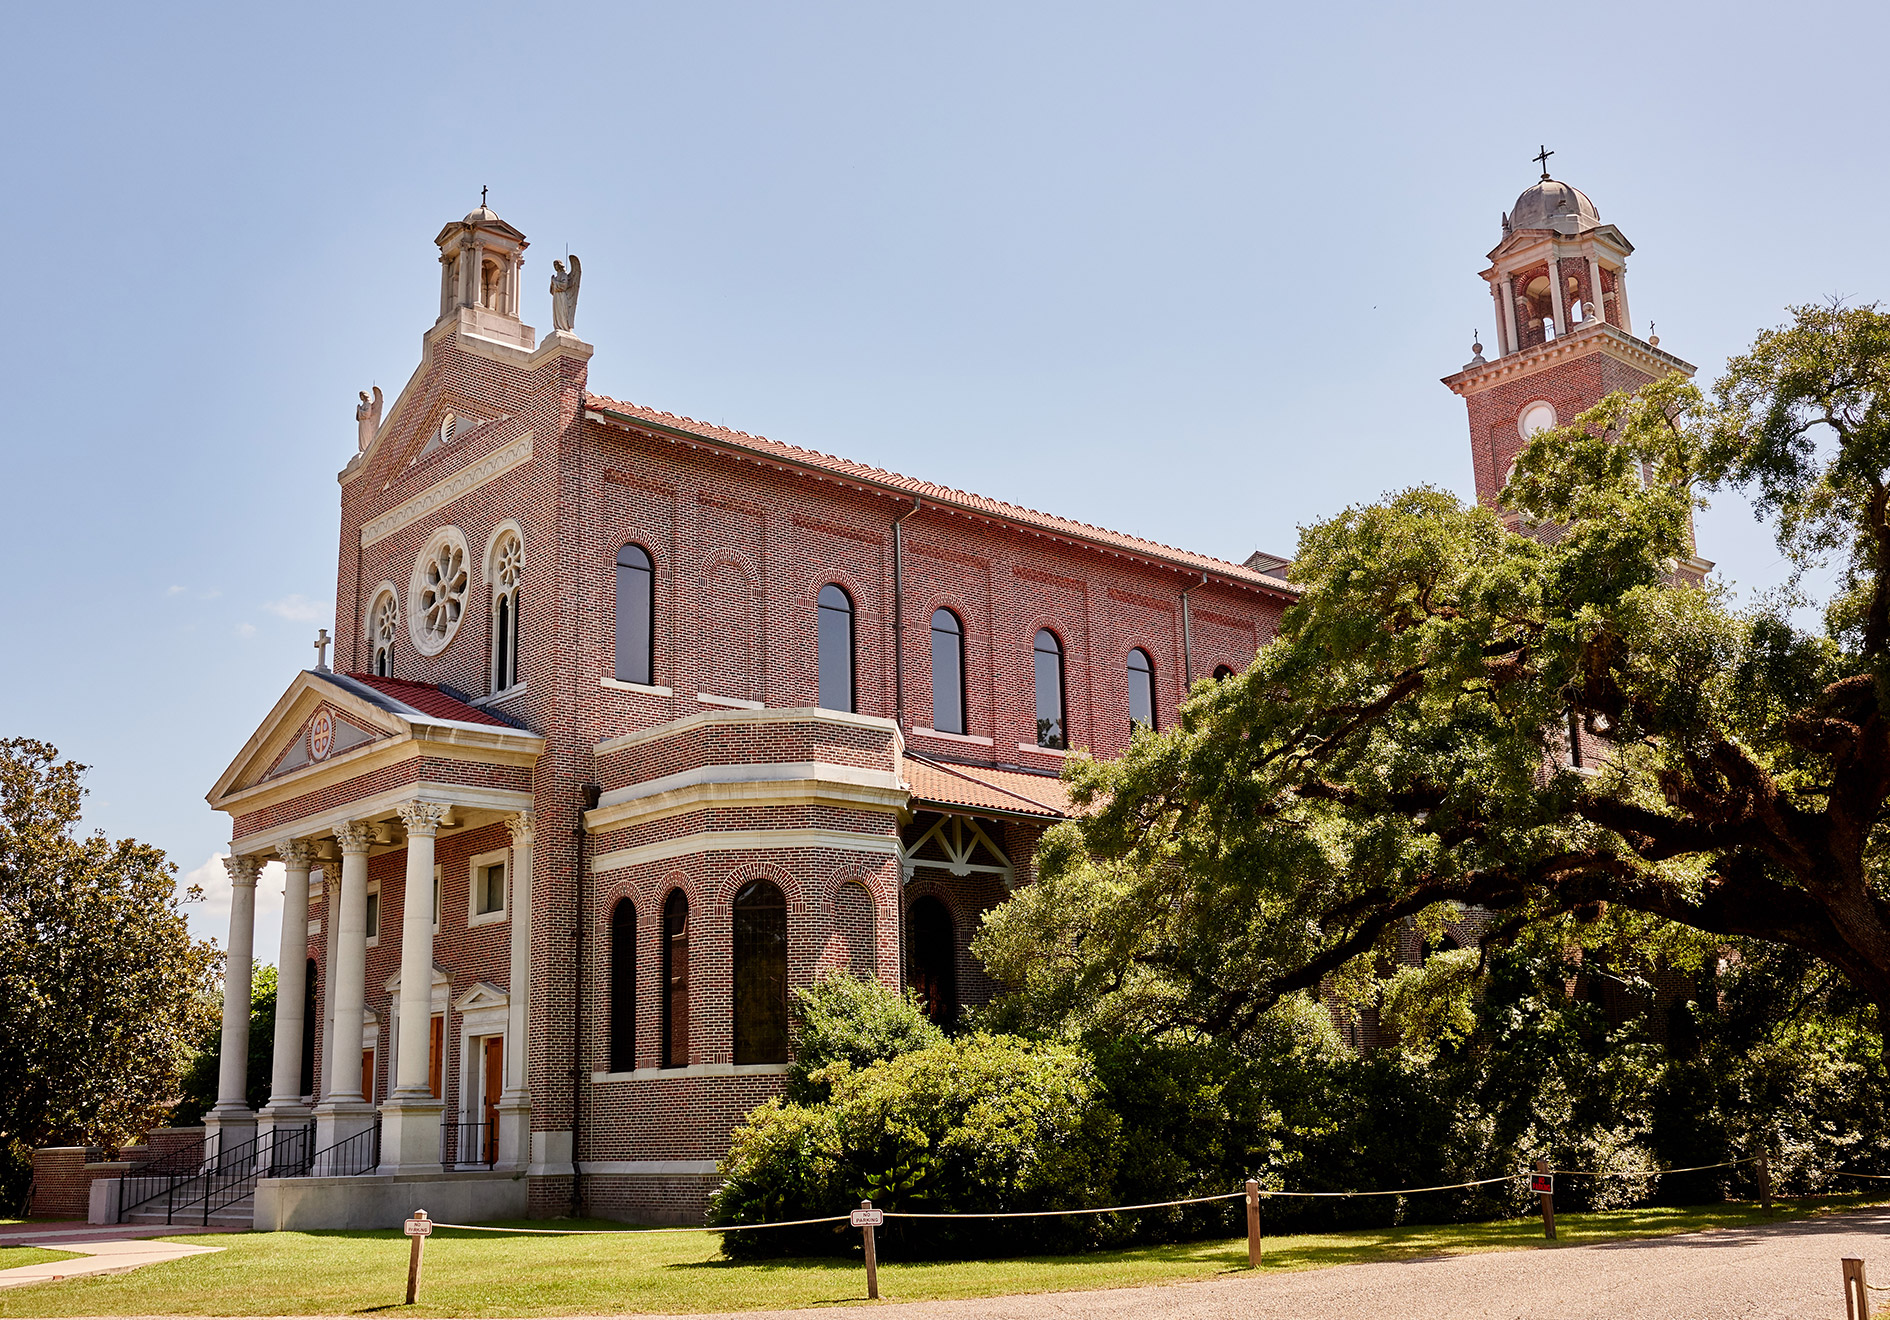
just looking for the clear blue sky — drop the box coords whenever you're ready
[4,1,1884,953]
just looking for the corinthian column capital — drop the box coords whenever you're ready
[223,854,261,888]
[397,800,452,838]
[276,839,316,870]
[506,811,536,847]
[332,821,374,855]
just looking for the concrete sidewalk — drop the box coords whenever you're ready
[0,1237,225,1290]
[0,1221,243,1247]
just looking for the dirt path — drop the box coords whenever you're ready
[614,1207,1890,1320]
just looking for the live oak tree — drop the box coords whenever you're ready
[978,304,1890,1039]
[0,739,218,1169]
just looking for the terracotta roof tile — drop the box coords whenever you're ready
[904,755,1072,819]
[333,672,519,728]
[584,392,1297,596]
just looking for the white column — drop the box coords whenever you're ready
[1586,254,1605,328]
[1500,275,1519,356]
[1614,264,1634,337]
[1489,281,1509,356]
[497,812,534,1170]
[313,822,376,1151]
[1546,250,1567,336]
[205,854,261,1155]
[259,841,314,1147]
[380,800,449,1173]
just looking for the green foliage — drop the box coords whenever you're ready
[0,739,219,1211]
[709,1034,1121,1258]
[170,962,277,1125]
[785,973,942,1103]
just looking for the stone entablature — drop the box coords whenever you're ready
[592,707,902,792]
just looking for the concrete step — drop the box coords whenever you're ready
[123,1197,253,1229]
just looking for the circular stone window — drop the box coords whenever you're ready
[409,526,470,655]
[1518,401,1558,440]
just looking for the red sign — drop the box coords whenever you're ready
[1531,1174,1553,1195]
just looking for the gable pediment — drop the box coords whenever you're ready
[264,704,381,781]
[209,671,411,807]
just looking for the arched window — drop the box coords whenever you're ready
[610,899,636,1072]
[1127,648,1156,732]
[930,609,966,735]
[615,544,655,686]
[660,889,688,1068]
[1212,665,1236,682]
[300,957,318,1096]
[906,895,957,1027]
[836,881,876,979]
[370,590,398,677]
[817,584,855,712]
[1033,629,1066,749]
[732,879,789,1064]
[491,532,522,692]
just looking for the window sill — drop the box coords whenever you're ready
[911,727,993,746]
[590,1062,790,1082]
[366,935,380,949]
[473,682,527,707]
[602,677,673,696]
[697,692,764,710]
[1018,743,1069,757]
[468,909,508,928]
[307,919,321,936]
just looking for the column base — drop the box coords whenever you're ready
[377,1094,445,1175]
[311,1099,379,1173]
[203,1106,258,1159]
[257,1102,316,1176]
[495,1095,531,1172]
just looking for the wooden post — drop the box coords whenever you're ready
[1842,1257,1867,1320]
[1758,1155,1772,1212]
[1245,1180,1262,1268]
[1536,1159,1556,1241]
[860,1199,879,1301]
[405,1208,429,1304]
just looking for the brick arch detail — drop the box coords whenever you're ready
[716,859,800,908]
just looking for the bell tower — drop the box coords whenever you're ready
[1441,154,1697,522]
[434,199,534,350]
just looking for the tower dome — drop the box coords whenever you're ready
[1504,178,1600,235]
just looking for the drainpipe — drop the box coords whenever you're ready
[1180,573,1207,687]
[570,783,598,1217]
[892,499,921,729]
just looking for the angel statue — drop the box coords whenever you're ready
[551,254,582,332]
[355,385,384,452]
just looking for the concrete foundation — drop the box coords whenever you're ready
[252,1169,527,1231]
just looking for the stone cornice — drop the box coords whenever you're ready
[593,705,901,758]
[1440,322,1695,398]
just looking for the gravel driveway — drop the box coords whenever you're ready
[609,1207,1890,1320]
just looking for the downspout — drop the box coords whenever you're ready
[1180,573,1207,687]
[892,499,921,730]
[570,783,598,1217]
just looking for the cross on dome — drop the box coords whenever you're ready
[1533,145,1554,179]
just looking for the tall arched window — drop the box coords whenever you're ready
[1212,665,1235,682]
[660,889,689,1068]
[615,544,655,686]
[930,609,966,735]
[817,585,855,712]
[1034,629,1066,749]
[300,958,318,1096]
[732,879,789,1064]
[370,590,398,677]
[491,532,522,692]
[1127,648,1156,732]
[610,899,636,1073]
[906,895,957,1027]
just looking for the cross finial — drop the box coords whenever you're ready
[1533,145,1554,180]
[481,185,488,209]
[313,628,331,672]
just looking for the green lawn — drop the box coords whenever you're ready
[0,1196,1878,1316]
[0,1246,84,1271]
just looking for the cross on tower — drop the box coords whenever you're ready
[313,628,331,671]
[481,185,488,208]
[1533,145,1554,180]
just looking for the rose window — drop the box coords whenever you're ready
[374,595,398,649]
[494,534,523,591]
[420,542,467,643]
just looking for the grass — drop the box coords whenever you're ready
[0,1195,1879,1316]
[0,1246,84,1271]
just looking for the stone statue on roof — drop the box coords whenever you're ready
[355,385,383,452]
[550,254,581,332]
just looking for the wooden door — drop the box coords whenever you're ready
[360,1048,374,1103]
[482,1037,503,1164]
[428,1014,445,1098]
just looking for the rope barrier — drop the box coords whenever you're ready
[1834,1171,1890,1181]
[1552,1155,1764,1178]
[883,1193,1244,1219]
[424,1214,850,1235]
[1258,1174,1517,1198]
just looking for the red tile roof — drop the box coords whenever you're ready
[904,755,1072,819]
[584,392,1297,596]
[339,673,518,728]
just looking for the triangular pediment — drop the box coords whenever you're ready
[209,671,411,807]
[452,981,509,1013]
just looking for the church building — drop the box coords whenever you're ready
[183,164,1695,1229]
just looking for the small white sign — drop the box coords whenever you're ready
[850,1208,884,1228]
[404,1218,434,1237]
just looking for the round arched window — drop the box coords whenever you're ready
[1518,401,1557,440]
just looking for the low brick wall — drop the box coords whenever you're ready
[29,1127,204,1220]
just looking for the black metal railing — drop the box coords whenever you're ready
[442,1121,497,1169]
[117,1134,210,1222]
[117,1125,320,1225]
[307,1121,382,1178]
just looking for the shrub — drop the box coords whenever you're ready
[786,974,942,1103]
[710,1034,1121,1258]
